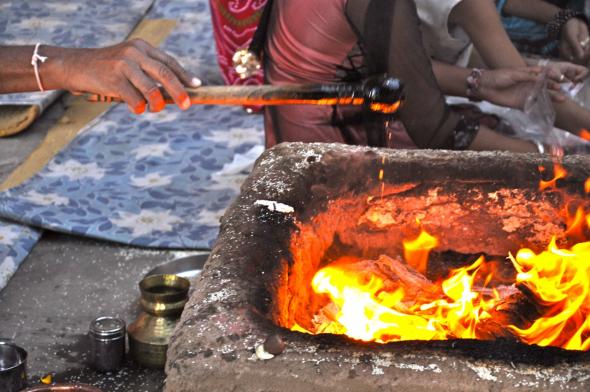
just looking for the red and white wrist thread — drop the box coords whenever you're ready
[31,43,48,92]
[466,68,483,102]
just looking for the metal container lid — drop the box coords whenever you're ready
[89,317,126,339]
[0,341,27,372]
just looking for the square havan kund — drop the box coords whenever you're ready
[165,143,590,392]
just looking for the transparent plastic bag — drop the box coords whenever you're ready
[521,70,557,145]
[568,80,590,109]
[517,71,590,153]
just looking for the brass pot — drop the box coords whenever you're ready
[127,274,190,368]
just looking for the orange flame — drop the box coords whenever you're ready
[311,265,439,342]
[292,173,590,350]
[585,178,590,194]
[308,254,496,342]
[564,206,588,242]
[300,230,590,349]
[304,252,501,343]
[579,129,590,141]
[370,101,401,114]
[509,239,590,350]
[403,226,438,274]
[539,163,567,191]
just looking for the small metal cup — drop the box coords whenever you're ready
[0,341,27,392]
[88,317,126,372]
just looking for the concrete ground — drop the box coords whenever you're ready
[0,97,207,391]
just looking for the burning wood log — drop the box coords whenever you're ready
[309,254,546,343]
[475,291,543,340]
[349,255,442,304]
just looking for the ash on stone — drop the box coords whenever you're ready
[254,200,295,214]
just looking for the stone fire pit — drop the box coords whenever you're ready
[165,143,590,392]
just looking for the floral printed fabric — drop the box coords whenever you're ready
[0,0,155,107]
[0,222,41,290]
[0,104,264,248]
[0,0,265,290]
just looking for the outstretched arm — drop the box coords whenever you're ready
[432,61,548,109]
[0,40,201,114]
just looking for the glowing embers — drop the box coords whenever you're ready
[369,101,402,114]
[287,167,590,351]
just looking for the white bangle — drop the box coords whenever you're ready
[31,43,48,92]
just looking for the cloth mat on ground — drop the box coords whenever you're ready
[0,222,41,289]
[0,105,264,247]
[0,0,155,136]
[0,0,265,290]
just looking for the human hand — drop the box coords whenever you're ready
[559,17,590,65]
[478,67,564,109]
[543,60,589,83]
[59,39,201,114]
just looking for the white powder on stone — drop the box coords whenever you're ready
[466,363,498,382]
[254,200,295,214]
[395,363,442,373]
[255,344,274,360]
[205,288,235,303]
[373,357,392,368]
[371,366,384,375]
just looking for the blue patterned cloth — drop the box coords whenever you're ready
[0,222,41,290]
[0,104,263,248]
[0,0,265,290]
